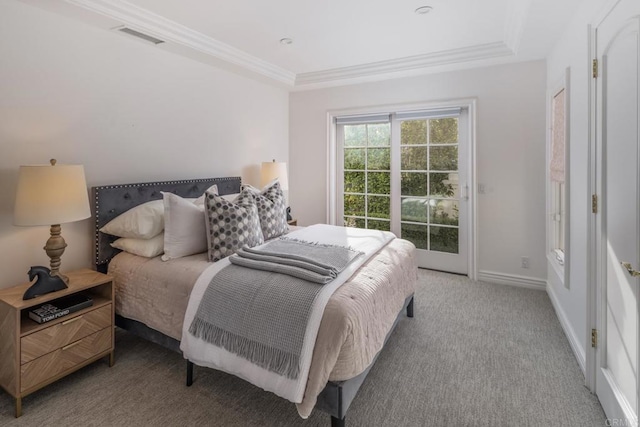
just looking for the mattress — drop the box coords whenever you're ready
[108,235,417,415]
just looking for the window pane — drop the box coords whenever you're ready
[344,125,366,147]
[430,118,458,144]
[430,199,459,226]
[401,146,428,170]
[368,172,390,194]
[401,198,428,223]
[344,172,365,193]
[430,226,459,253]
[401,172,428,197]
[401,120,427,145]
[401,223,428,249]
[429,146,458,171]
[368,219,390,231]
[344,217,365,228]
[368,148,390,170]
[344,194,365,216]
[368,123,390,146]
[429,173,459,197]
[344,148,365,169]
[367,195,390,219]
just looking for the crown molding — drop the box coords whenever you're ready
[294,42,515,88]
[64,0,296,86]
[503,0,532,54]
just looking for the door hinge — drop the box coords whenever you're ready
[592,194,598,214]
[592,59,598,78]
[591,329,598,348]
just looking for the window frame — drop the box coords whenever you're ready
[547,68,571,288]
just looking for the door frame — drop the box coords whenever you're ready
[326,98,478,280]
[587,1,639,422]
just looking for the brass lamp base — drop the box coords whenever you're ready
[44,224,69,284]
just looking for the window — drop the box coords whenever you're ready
[334,106,471,274]
[341,118,391,231]
[548,70,569,286]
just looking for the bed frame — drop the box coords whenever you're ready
[92,177,414,427]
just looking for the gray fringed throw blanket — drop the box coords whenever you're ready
[188,238,363,379]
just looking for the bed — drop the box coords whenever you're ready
[92,177,417,426]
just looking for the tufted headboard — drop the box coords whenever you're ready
[91,177,241,273]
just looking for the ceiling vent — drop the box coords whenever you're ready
[116,27,165,45]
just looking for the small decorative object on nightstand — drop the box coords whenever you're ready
[287,219,298,226]
[0,269,114,418]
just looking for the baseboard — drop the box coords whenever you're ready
[546,282,587,374]
[477,270,546,291]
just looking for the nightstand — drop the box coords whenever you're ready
[0,269,114,417]
[287,219,298,226]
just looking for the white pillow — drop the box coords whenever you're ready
[111,233,164,258]
[194,184,239,205]
[161,192,207,261]
[100,200,164,239]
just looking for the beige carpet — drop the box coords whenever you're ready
[0,269,606,426]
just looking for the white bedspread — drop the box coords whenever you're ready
[180,224,394,405]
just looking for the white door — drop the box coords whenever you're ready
[336,106,471,274]
[595,3,640,423]
[393,110,469,274]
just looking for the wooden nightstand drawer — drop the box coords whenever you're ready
[21,304,112,364]
[20,327,112,393]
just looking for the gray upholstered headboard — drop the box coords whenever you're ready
[92,177,241,273]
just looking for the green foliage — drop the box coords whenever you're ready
[368,148,390,170]
[430,226,459,253]
[401,173,428,196]
[368,220,390,231]
[344,148,365,169]
[344,172,365,193]
[368,172,390,194]
[401,224,428,249]
[430,118,458,144]
[367,195,390,219]
[429,146,458,171]
[401,120,427,145]
[343,118,459,251]
[344,195,365,216]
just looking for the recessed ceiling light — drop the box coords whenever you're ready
[415,6,433,15]
[280,38,293,45]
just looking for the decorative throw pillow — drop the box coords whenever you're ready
[161,192,207,261]
[111,233,165,258]
[204,189,264,262]
[100,200,164,239]
[242,180,288,240]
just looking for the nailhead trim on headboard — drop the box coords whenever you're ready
[92,177,241,268]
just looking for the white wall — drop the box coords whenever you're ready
[290,61,547,282]
[0,0,289,289]
[545,0,609,371]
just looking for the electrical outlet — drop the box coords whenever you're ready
[521,256,530,269]
[478,183,486,194]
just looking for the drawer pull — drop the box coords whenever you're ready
[61,315,83,326]
[62,340,82,351]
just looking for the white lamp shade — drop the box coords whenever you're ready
[261,161,289,191]
[14,163,91,226]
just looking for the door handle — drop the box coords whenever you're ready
[620,261,640,277]
[461,184,469,201]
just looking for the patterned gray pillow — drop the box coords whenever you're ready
[243,181,288,240]
[204,189,264,262]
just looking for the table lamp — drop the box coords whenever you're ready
[261,160,291,220]
[14,159,91,298]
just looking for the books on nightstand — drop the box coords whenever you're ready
[29,294,93,324]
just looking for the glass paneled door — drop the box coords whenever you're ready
[396,114,468,274]
[336,108,470,274]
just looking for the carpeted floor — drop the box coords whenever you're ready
[0,269,606,426]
